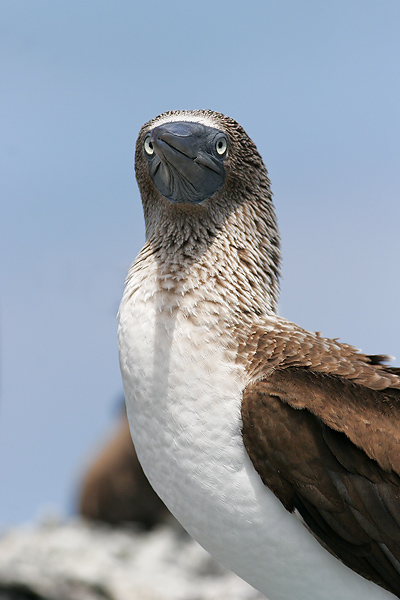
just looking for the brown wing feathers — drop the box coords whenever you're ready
[241,328,400,596]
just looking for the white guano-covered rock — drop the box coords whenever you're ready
[0,519,265,600]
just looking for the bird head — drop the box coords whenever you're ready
[135,110,270,212]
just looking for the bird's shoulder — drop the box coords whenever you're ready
[240,319,400,471]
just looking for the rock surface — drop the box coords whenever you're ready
[0,519,264,600]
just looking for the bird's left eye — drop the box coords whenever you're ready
[215,136,228,156]
[144,135,154,155]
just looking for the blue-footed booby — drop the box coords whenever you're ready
[118,110,400,600]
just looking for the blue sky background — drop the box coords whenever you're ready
[1,0,400,526]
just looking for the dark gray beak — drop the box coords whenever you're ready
[144,121,228,204]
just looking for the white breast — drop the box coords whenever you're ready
[118,260,394,600]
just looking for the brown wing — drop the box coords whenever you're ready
[242,367,400,597]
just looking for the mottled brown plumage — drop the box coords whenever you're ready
[242,327,400,596]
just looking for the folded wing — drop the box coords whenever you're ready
[242,331,400,597]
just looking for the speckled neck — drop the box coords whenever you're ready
[131,196,280,322]
[134,109,281,316]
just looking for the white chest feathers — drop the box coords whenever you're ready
[118,256,246,522]
[118,258,393,600]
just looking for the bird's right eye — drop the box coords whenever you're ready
[144,136,154,155]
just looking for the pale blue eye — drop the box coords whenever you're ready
[215,137,227,155]
[144,136,154,155]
